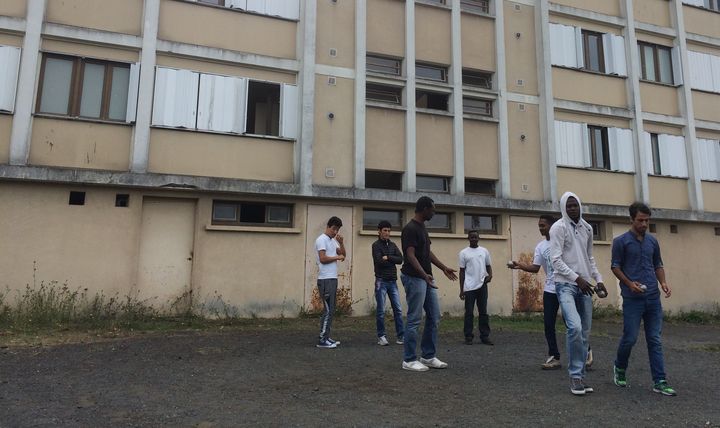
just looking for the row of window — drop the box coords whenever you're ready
[195,0,300,20]
[365,170,496,196]
[424,0,491,14]
[367,55,493,89]
[682,0,720,12]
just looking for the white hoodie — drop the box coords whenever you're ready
[549,191,603,285]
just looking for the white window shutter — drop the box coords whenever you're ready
[608,127,635,172]
[644,131,654,173]
[611,35,627,76]
[197,74,246,134]
[266,0,299,19]
[580,123,592,167]
[575,27,584,69]
[280,83,299,139]
[152,67,200,128]
[688,51,714,92]
[0,45,21,113]
[711,54,720,93]
[671,47,683,86]
[125,63,140,123]
[698,139,720,181]
[682,0,704,5]
[227,0,246,9]
[658,134,688,178]
[555,120,583,167]
[245,0,266,14]
[550,23,579,68]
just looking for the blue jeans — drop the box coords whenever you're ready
[556,282,593,379]
[375,278,405,339]
[401,273,440,362]
[614,296,666,383]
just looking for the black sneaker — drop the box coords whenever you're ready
[464,337,473,345]
[481,338,494,346]
[570,378,586,396]
[582,380,594,393]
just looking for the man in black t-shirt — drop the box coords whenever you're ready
[399,196,458,372]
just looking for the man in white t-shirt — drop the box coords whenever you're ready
[314,216,346,349]
[459,230,493,345]
[508,215,561,369]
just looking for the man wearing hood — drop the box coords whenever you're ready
[549,192,607,395]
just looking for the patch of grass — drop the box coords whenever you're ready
[664,305,720,324]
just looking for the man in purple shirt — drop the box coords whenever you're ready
[611,202,676,396]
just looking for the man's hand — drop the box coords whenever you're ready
[595,282,608,298]
[661,282,672,298]
[459,291,465,300]
[576,277,595,296]
[426,275,437,288]
[507,261,518,269]
[335,234,344,245]
[442,267,458,281]
[382,255,388,261]
[337,254,345,262]
[485,275,493,284]
[628,281,645,294]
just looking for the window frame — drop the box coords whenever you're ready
[211,200,293,228]
[461,68,493,89]
[463,213,499,235]
[581,30,605,73]
[638,42,674,84]
[366,83,403,105]
[365,170,403,190]
[588,125,610,170]
[650,133,662,175]
[36,53,130,122]
[416,62,448,83]
[367,54,402,76]
[587,220,606,241]
[416,175,450,193]
[704,0,720,11]
[425,211,452,233]
[460,0,490,14]
[416,89,449,111]
[362,208,404,231]
[464,178,496,196]
[462,97,493,117]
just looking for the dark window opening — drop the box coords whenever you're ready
[366,83,402,105]
[462,68,493,89]
[649,223,657,233]
[588,125,610,170]
[416,175,449,193]
[416,90,449,111]
[246,81,280,136]
[367,54,402,76]
[362,209,403,230]
[463,97,493,116]
[212,201,292,227]
[464,214,498,234]
[365,170,403,190]
[69,191,86,206]
[588,220,605,241]
[115,194,129,207]
[670,224,678,234]
[650,133,662,175]
[465,178,496,195]
[426,212,452,232]
[582,30,605,73]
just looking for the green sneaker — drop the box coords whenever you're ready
[653,380,677,396]
[613,366,627,387]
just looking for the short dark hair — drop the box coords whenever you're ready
[467,229,479,236]
[415,196,435,213]
[327,216,343,228]
[539,214,556,225]
[377,220,392,230]
[629,202,651,220]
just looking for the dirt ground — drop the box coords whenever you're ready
[0,318,718,427]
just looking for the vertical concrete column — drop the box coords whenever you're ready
[450,2,464,196]
[130,0,160,173]
[8,0,46,166]
[623,0,650,204]
[535,0,557,203]
[354,0,367,189]
[494,0,510,199]
[404,0,417,192]
[671,0,704,212]
[298,0,317,195]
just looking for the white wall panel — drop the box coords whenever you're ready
[0,46,21,112]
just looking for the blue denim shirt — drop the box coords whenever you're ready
[611,231,663,298]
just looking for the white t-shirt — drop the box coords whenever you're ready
[315,233,339,280]
[533,239,556,294]
[458,246,492,291]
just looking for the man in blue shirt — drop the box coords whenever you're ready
[611,202,676,396]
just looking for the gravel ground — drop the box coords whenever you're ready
[0,319,718,427]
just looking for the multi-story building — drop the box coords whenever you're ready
[0,0,718,317]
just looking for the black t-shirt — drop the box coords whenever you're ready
[401,219,432,278]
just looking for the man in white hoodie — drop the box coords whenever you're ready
[550,192,608,396]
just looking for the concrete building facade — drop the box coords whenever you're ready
[0,0,718,317]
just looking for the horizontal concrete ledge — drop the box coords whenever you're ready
[0,15,25,33]
[1,165,719,223]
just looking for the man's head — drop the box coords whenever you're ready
[538,215,556,240]
[565,196,580,223]
[377,220,392,240]
[326,216,343,238]
[415,196,435,221]
[629,202,651,236]
[467,230,479,248]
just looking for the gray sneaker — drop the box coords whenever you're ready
[570,378,586,396]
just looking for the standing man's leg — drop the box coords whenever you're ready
[556,283,586,394]
[477,284,491,344]
[375,279,388,342]
[463,289,478,343]
[644,297,667,384]
[420,284,441,360]
[318,279,338,342]
[543,291,561,360]
[576,291,593,379]
[614,297,643,386]
[386,280,405,343]
[401,273,426,362]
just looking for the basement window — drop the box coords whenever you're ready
[115,194,129,207]
[362,209,403,231]
[212,200,293,227]
[69,191,86,206]
[464,213,499,234]
[670,224,678,234]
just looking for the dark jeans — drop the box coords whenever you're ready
[317,278,337,341]
[614,296,667,383]
[463,286,490,340]
[543,291,561,359]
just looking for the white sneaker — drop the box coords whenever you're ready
[396,337,404,345]
[419,357,448,369]
[377,336,389,346]
[402,360,429,372]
